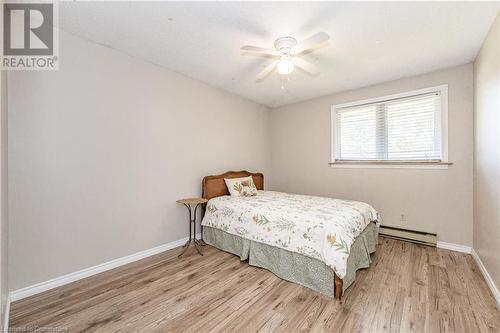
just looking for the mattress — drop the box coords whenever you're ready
[201,190,378,278]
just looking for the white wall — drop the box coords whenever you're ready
[8,30,271,290]
[474,12,499,291]
[0,70,8,328]
[0,0,9,321]
[270,64,474,247]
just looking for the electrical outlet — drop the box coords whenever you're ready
[400,214,407,223]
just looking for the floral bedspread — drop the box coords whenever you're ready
[201,190,378,278]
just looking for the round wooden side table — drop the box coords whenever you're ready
[176,197,208,257]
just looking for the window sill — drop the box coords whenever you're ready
[329,161,452,169]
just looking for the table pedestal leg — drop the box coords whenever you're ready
[178,203,204,257]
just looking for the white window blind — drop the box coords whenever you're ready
[333,89,445,162]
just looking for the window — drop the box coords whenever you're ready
[331,85,448,168]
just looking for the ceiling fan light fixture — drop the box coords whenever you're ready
[277,59,294,75]
[241,32,329,82]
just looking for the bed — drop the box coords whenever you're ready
[200,171,379,300]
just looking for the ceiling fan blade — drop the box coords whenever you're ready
[294,32,330,54]
[241,51,279,59]
[256,60,278,82]
[241,45,278,56]
[292,57,320,76]
[294,41,329,56]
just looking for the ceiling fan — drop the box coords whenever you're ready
[241,32,330,82]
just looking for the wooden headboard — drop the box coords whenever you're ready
[202,170,264,201]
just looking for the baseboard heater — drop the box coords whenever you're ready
[379,225,437,247]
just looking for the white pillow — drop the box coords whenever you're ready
[224,176,258,197]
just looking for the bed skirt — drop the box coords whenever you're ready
[202,221,379,298]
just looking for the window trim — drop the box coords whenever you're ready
[330,85,449,169]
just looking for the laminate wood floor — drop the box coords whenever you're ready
[9,238,500,333]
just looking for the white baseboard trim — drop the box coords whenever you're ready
[436,241,472,254]
[2,295,10,332]
[10,233,201,302]
[471,249,500,307]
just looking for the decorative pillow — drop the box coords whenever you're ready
[224,176,258,197]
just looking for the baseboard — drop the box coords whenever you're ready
[10,233,201,302]
[2,295,10,332]
[436,241,472,254]
[471,249,500,307]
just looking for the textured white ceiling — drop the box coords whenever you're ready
[59,2,499,107]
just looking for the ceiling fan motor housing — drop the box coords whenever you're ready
[274,36,297,56]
